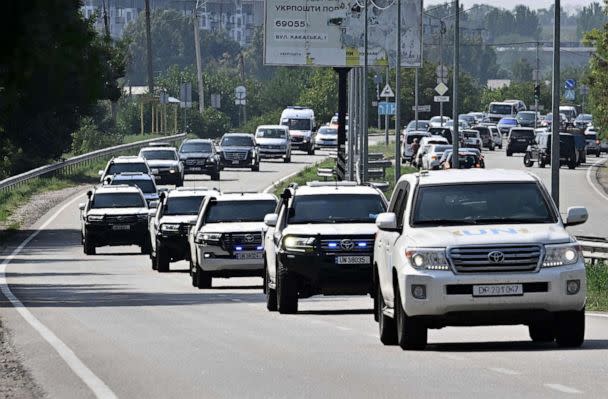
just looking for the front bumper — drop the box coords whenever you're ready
[315,139,337,148]
[398,263,586,322]
[196,242,264,275]
[259,148,288,159]
[157,233,190,261]
[290,138,312,151]
[85,222,148,246]
[278,251,373,297]
[182,160,218,175]
[507,142,528,153]
[153,170,181,184]
[220,157,257,168]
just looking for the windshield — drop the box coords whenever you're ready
[91,193,145,209]
[221,136,254,147]
[164,196,205,215]
[256,128,287,139]
[518,113,535,120]
[180,142,212,153]
[288,194,386,224]
[140,150,177,161]
[282,118,311,131]
[111,179,155,194]
[577,114,592,121]
[490,104,513,115]
[510,130,534,139]
[463,132,478,139]
[205,200,276,223]
[318,127,337,135]
[432,145,452,153]
[407,121,429,130]
[412,183,555,226]
[586,134,597,141]
[107,162,148,175]
[472,127,490,137]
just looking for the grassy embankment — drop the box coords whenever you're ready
[587,263,608,311]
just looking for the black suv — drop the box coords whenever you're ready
[470,125,495,150]
[506,128,535,156]
[178,139,220,180]
[218,133,260,171]
[523,132,577,169]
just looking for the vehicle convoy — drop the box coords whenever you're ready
[99,156,151,182]
[315,126,338,149]
[218,133,260,171]
[178,138,221,181]
[263,182,387,314]
[506,127,535,156]
[138,146,184,186]
[524,132,578,169]
[374,169,588,350]
[149,187,216,273]
[280,106,316,155]
[255,125,291,162]
[189,193,278,288]
[107,172,159,205]
[79,185,152,255]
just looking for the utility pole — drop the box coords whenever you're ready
[362,0,369,183]
[451,0,460,169]
[395,0,402,180]
[551,0,561,206]
[193,0,205,112]
[385,65,389,144]
[415,68,419,126]
[535,41,540,128]
[144,0,154,96]
[439,21,446,127]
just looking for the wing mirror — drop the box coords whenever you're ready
[264,213,278,227]
[564,206,588,227]
[78,203,85,211]
[98,170,104,176]
[376,212,399,232]
[148,200,159,209]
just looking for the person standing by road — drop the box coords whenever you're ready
[411,138,420,167]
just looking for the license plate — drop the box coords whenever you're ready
[231,160,240,164]
[336,256,370,265]
[112,225,130,231]
[235,251,263,260]
[472,284,523,297]
[190,167,202,171]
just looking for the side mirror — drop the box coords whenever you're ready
[78,203,85,211]
[98,170,104,176]
[376,212,399,232]
[264,213,278,227]
[564,206,588,227]
[149,200,159,209]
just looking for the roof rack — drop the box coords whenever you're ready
[306,181,357,187]
[223,191,261,195]
[112,172,148,176]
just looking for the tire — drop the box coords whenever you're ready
[568,160,576,170]
[506,150,513,157]
[523,154,533,167]
[276,262,298,314]
[307,145,315,155]
[140,238,151,255]
[194,263,212,289]
[529,323,555,342]
[251,164,260,172]
[499,144,503,149]
[175,177,183,187]
[377,282,397,345]
[190,260,197,286]
[489,144,495,151]
[284,154,291,163]
[211,172,220,181]
[156,242,170,273]
[265,267,277,312]
[555,309,585,348]
[83,235,96,255]
[597,151,601,158]
[151,251,158,270]
[395,286,427,350]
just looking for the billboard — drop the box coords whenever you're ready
[264,0,423,68]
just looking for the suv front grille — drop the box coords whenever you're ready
[106,215,138,224]
[223,151,248,161]
[219,232,263,251]
[449,245,542,273]
[320,236,374,253]
[179,224,191,235]
[185,158,205,165]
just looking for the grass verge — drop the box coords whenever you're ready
[273,158,335,195]
[586,262,608,311]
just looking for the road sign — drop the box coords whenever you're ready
[434,96,450,103]
[436,65,449,78]
[565,79,576,90]
[380,84,395,98]
[235,85,247,100]
[436,77,448,85]
[235,99,247,106]
[532,69,540,81]
[435,82,449,96]
[210,93,221,109]
[411,105,431,112]
[378,101,396,115]
[564,89,575,101]
[580,85,589,96]
[179,83,192,108]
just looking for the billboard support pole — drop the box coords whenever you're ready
[335,67,350,181]
[551,0,561,206]
[395,0,402,180]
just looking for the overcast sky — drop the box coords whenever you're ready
[425,0,592,12]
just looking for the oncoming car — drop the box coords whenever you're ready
[255,125,291,163]
[315,126,338,149]
[138,146,184,186]
[99,156,150,183]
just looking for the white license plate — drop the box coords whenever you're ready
[190,167,202,171]
[336,256,370,265]
[472,284,523,297]
[112,225,130,231]
[231,160,240,164]
[235,251,263,260]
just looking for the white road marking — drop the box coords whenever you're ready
[587,312,608,319]
[336,326,352,332]
[0,194,118,399]
[585,158,608,201]
[440,354,467,361]
[544,383,583,394]
[488,367,521,376]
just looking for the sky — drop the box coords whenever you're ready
[425,0,592,12]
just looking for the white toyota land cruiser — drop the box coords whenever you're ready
[374,169,589,350]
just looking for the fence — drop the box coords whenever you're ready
[576,236,608,264]
[0,134,187,193]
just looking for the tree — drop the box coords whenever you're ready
[577,2,606,40]
[513,6,541,39]
[298,69,338,124]
[512,58,533,82]
[584,4,608,139]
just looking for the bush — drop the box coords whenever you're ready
[241,109,282,133]
[71,117,123,155]
[188,108,232,139]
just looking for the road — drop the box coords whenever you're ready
[1,145,607,398]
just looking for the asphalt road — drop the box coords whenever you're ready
[1,145,608,398]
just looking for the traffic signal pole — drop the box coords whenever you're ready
[551,0,561,206]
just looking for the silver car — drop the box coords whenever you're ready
[255,125,291,163]
[314,126,338,149]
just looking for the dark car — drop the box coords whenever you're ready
[572,133,587,165]
[506,128,535,156]
[524,133,577,169]
[178,139,221,181]
[574,114,593,129]
[470,125,495,150]
[516,111,538,128]
[218,133,260,171]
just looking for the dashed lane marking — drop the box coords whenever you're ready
[488,367,521,376]
[544,383,583,395]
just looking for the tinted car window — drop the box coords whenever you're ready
[107,162,148,175]
[221,136,254,147]
[510,130,534,139]
[91,193,145,209]
[140,150,177,161]
[288,194,386,224]
[111,179,155,194]
[164,196,205,215]
[205,200,277,223]
[180,142,212,153]
[256,128,287,138]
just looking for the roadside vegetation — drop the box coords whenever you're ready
[586,262,608,311]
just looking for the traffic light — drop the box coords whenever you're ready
[534,84,541,101]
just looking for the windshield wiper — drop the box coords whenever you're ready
[413,219,480,226]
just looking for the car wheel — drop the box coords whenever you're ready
[529,323,555,342]
[506,150,512,157]
[307,146,315,155]
[251,164,260,172]
[568,160,576,169]
[523,153,533,167]
[555,309,585,348]
[490,144,495,151]
[195,263,212,289]
[151,246,158,270]
[377,282,397,345]
[395,285,427,350]
[539,160,546,168]
[83,235,96,255]
[140,238,151,255]
[277,262,298,314]
[284,154,291,163]
[211,172,220,181]
[265,266,277,312]
[190,260,197,286]
[597,151,601,158]
[156,242,170,273]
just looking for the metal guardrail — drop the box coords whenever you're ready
[576,236,608,264]
[0,133,187,192]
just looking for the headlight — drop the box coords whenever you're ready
[405,248,450,271]
[169,168,176,173]
[543,244,581,267]
[87,215,104,222]
[203,233,222,241]
[161,223,180,232]
[282,236,316,253]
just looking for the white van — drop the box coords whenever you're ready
[280,106,316,155]
[487,100,526,123]
[559,106,578,123]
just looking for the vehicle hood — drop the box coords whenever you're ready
[180,152,212,159]
[289,130,312,137]
[283,223,377,236]
[406,224,571,247]
[147,160,179,168]
[201,222,266,233]
[159,215,198,225]
[256,138,287,145]
[87,208,148,216]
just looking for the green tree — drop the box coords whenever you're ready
[512,58,533,82]
[577,2,606,40]
[584,4,608,139]
[298,68,338,124]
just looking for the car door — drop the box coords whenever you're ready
[264,200,284,283]
[190,197,209,264]
[267,202,287,287]
[383,183,410,306]
[150,197,163,255]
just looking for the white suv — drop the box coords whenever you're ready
[374,169,588,350]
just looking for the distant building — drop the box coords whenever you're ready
[487,79,511,90]
[81,2,138,39]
